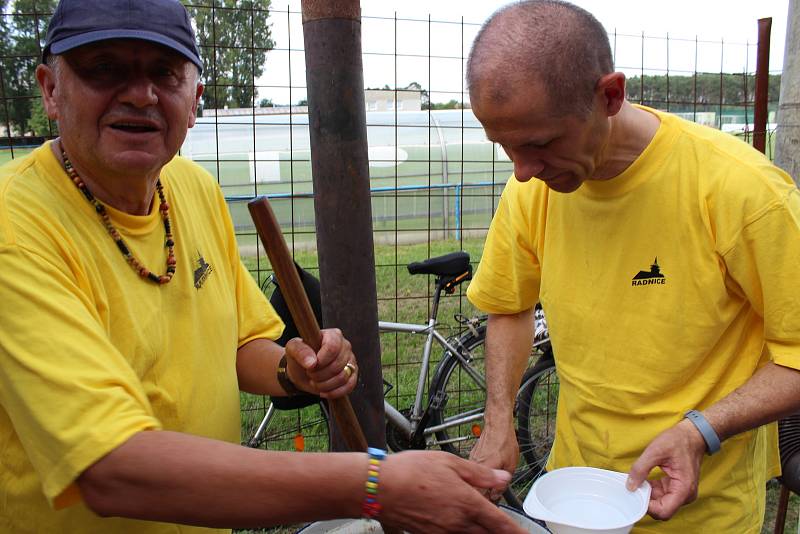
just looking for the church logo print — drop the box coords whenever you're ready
[632,258,666,286]
[194,252,214,289]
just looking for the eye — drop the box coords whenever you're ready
[151,64,184,86]
[154,66,176,77]
[65,59,125,86]
[86,61,123,78]
[524,139,552,149]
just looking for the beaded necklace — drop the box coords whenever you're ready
[61,149,176,284]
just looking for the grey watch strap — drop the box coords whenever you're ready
[684,410,721,455]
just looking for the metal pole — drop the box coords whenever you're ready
[776,0,800,183]
[754,18,772,154]
[300,0,386,450]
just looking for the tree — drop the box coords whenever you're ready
[6,0,56,135]
[28,98,56,137]
[626,73,782,112]
[183,1,275,111]
[426,99,464,110]
[0,0,11,134]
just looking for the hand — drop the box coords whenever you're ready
[469,423,519,502]
[378,450,528,534]
[284,328,357,399]
[626,419,707,520]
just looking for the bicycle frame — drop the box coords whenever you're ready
[378,318,486,442]
[248,253,552,456]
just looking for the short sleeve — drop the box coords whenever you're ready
[467,178,542,314]
[722,187,800,370]
[0,244,161,506]
[208,183,284,346]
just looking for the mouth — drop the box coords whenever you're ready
[109,121,160,134]
[540,171,567,183]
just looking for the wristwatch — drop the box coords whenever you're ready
[276,354,303,396]
[684,410,721,455]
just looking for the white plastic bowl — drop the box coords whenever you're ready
[296,504,548,533]
[523,467,651,534]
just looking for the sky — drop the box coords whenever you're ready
[258,0,791,105]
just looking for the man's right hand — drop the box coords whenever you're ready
[469,423,520,501]
[378,450,528,534]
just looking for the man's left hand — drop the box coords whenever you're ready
[626,418,707,520]
[285,328,357,399]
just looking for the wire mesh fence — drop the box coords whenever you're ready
[0,0,784,494]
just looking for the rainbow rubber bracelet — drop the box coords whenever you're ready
[362,447,387,519]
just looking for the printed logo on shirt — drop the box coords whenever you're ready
[194,252,213,289]
[631,257,666,286]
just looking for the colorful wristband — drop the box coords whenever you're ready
[362,447,387,519]
[684,409,721,455]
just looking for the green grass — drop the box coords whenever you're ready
[0,147,35,166]
[764,480,800,533]
[238,236,488,450]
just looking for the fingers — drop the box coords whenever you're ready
[284,337,317,370]
[647,478,687,520]
[380,451,527,534]
[284,329,357,398]
[316,367,358,399]
[316,328,346,366]
[452,455,512,491]
[626,451,656,491]
[626,423,704,521]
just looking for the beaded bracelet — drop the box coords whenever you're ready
[362,447,387,519]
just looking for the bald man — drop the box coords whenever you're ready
[464,1,800,532]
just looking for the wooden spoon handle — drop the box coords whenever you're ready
[248,196,405,533]
[247,196,368,452]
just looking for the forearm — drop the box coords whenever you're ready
[78,430,363,527]
[703,361,800,442]
[483,309,535,430]
[235,337,285,395]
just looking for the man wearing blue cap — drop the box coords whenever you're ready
[0,1,527,533]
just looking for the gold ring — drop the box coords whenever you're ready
[343,362,356,378]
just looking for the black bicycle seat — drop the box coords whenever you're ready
[407,251,470,276]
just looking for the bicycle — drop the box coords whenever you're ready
[242,251,559,505]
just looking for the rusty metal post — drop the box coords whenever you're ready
[300,0,386,450]
[754,18,772,154]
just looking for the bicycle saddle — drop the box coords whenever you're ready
[407,251,471,276]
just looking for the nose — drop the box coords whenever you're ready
[513,157,546,182]
[118,76,158,108]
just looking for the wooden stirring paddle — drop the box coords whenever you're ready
[248,196,402,534]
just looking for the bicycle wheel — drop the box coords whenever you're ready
[515,352,558,495]
[241,394,331,453]
[427,325,558,503]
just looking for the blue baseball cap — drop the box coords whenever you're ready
[43,0,203,73]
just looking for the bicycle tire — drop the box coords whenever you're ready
[515,351,557,488]
[243,399,332,453]
[427,324,558,503]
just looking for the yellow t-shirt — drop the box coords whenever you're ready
[468,108,800,533]
[0,143,283,533]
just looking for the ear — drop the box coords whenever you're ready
[596,72,626,117]
[188,82,204,128]
[35,63,60,120]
